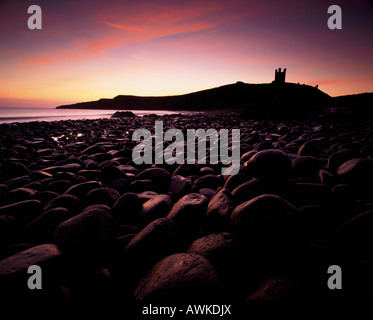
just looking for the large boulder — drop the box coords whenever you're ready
[133,253,222,300]
[205,188,235,231]
[231,194,299,250]
[244,149,292,180]
[53,206,114,261]
[167,193,209,232]
[0,244,62,299]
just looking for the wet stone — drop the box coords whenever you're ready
[133,253,222,300]
[167,193,209,229]
[25,207,71,243]
[111,192,143,225]
[231,194,299,249]
[137,194,173,227]
[53,206,114,260]
[167,175,192,201]
[205,188,235,232]
[244,149,292,180]
[192,174,222,192]
[121,217,185,280]
[0,199,43,226]
[336,158,373,186]
[0,244,62,299]
[135,167,171,193]
[44,194,81,215]
[64,181,101,199]
[1,187,38,205]
[84,187,120,207]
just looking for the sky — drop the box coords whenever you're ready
[0,0,372,108]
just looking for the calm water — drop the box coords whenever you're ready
[0,107,186,124]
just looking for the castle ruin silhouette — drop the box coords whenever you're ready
[273,68,286,84]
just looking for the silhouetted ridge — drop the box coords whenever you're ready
[56,82,331,112]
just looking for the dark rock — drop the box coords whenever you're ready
[53,206,114,260]
[137,191,159,203]
[336,158,373,186]
[0,200,43,226]
[117,224,140,236]
[44,163,81,174]
[253,141,273,151]
[246,277,302,300]
[286,183,331,207]
[135,167,171,193]
[44,194,81,215]
[172,163,199,178]
[76,169,100,180]
[231,178,285,205]
[187,232,241,291]
[205,188,235,231]
[192,174,222,192]
[291,156,324,179]
[167,175,192,200]
[25,207,70,243]
[231,194,299,249]
[111,111,137,118]
[64,181,101,198]
[0,184,9,197]
[198,188,216,199]
[360,143,373,157]
[122,218,185,280]
[46,179,71,194]
[133,253,222,300]
[318,169,335,185]
[82,203,111,213]
[101,178,130,194]
[199,166,217,176]
[82,145,105,155]
[85,187,120,207]
[326,150,353,172]
[130,179,154,193]
[332,210,373,258]
[22,181,42,191]
[29,170,53,181]
[240,150,257,162]
[2,187,37,205]
[298,140,323,157]
[223,173,250,192]
[244,149,292,180]
[83,159,97,169]
[298,205,335,245]
[138,194,173,227]
[111,192,143,225]
[54,171,75,181]
[0,161,30,182]
[98,165,128,183]
[0,244,62,299]
[4,176,32,189]
[0,215,17,246]
[167,193,209,229]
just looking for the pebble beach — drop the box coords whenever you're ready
[0,111,372,300]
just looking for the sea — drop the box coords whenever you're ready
[0,107,188,124]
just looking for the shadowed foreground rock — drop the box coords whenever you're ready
[133,253,222,300]
[0,111,372,300]
[0,244,62,299]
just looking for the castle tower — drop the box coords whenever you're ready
[273,68,286,84]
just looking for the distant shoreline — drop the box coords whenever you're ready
[56,81,373,119]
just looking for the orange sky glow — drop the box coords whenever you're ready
[0,0,372,108]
